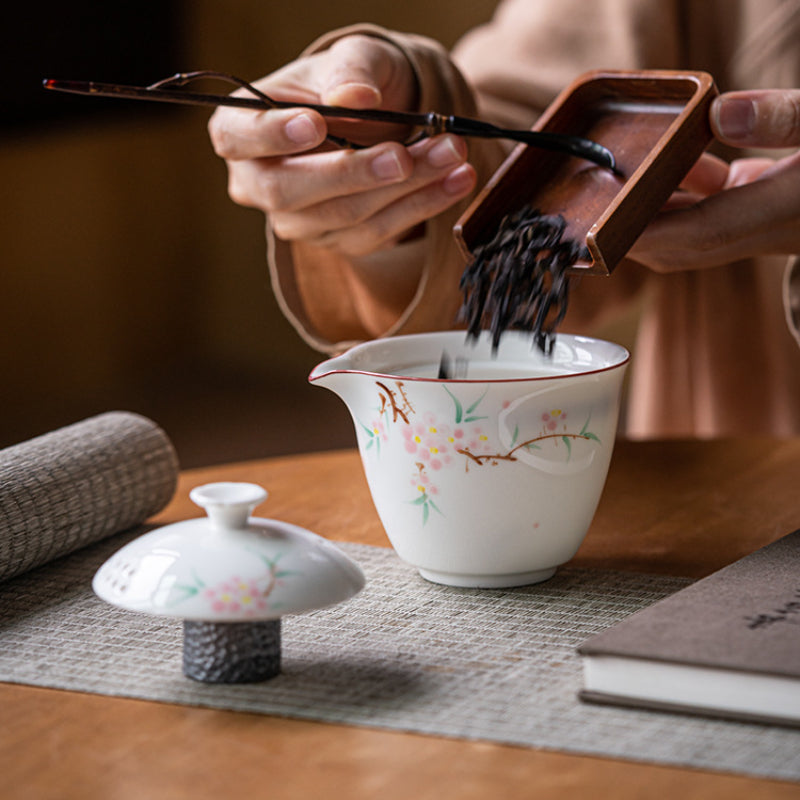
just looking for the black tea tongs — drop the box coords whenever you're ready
[43,71,617,171]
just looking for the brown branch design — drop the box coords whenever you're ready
[376,381,413,425]
[457,432,594,466]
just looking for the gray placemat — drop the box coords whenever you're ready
[1,533,798,782]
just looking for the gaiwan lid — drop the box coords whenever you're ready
[93,482,365,622]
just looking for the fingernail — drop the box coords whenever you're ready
[285,113,319,146]
[371,150,405,181]
[443,164,475,195]
[427,137,464,168]
[714,97,756,140]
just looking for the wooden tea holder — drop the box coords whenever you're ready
[453,70,718,275]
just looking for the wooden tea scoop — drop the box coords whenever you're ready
[454,70,718,276]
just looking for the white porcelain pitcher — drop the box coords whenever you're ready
[310,331,629,588]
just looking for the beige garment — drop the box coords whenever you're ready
[267,1,800,438]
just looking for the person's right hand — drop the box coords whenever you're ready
[207,34,477,258]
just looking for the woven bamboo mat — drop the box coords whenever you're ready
[1,534,798,782]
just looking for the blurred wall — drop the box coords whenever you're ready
[2,1,497,465]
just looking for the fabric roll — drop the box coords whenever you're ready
[0,411,179,583]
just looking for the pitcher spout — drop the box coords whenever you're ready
[308,353,357,401]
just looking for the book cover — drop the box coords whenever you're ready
[578,529,800,727]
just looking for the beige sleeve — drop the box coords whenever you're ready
[452,0,683,126]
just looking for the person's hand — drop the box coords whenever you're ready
[207,35,477,257]
[628,89,800,272]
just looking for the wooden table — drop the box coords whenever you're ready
[2,439,800,799]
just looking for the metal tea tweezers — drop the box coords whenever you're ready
[43,70,617,171]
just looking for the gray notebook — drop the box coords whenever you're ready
[578,529,800,727]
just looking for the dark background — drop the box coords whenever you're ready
[2,1,497,467]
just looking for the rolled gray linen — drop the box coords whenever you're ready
[0,411,179,583]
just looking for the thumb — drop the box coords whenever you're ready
[319,35,413,110]
[711,89,800,149]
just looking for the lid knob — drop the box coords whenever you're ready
[189,482,267,530]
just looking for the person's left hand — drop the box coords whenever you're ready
[628,89,800,272]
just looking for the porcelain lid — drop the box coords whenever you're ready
[93,482,365,621]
